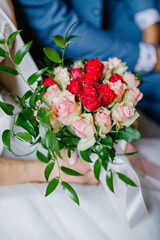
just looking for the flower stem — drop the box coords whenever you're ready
[6,45,34,91]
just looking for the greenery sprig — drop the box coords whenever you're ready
[0,22,142,205]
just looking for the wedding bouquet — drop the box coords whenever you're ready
[0,23,143,206]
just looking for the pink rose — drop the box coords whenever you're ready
[108,57,121,69]
[128,87,143,103]
[109,80,127,99]
[43,85,61,102]
[101,61,109,74]
[112,102,135,122]
[72,60,83,69]
[123,72,140,88]
[53,95,79,125]
[54,67,70,88]
[71,114,96,139]
[94,108,112,127]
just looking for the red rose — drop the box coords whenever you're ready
[82,72,101,86]
[70,68,84,80]
[81,86,101,112]
[109,73,126,84]
[96,83,116,106]
[66,80,82,100]
[85,58,103,74]
[42,77,60,86]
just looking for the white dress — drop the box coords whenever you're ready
[0,3,160,240]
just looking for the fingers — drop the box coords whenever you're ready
[62,169,100,185]
[56,150,100,185]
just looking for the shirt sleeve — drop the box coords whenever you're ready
[134,42,157,73]
[134,8,160,30]
[15,0,140,72]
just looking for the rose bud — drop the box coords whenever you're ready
[85,58,103,74]
[111,101,139,128]
[109,80,127,99]
[94,108,112,137]
[123,72,140,88]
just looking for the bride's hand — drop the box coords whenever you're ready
[38,150,99,185]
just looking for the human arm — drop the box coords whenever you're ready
[0,150,98,186]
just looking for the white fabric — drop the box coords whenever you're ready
[0,8,37,97]
[89,150,148,228]
[0,136,160,240]
[135,8,160,30]
[134,42,157,73]
[0,7,38,155]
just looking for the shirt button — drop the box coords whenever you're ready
[92,8,102,17]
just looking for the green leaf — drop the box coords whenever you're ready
[61,166,84,176]
[20,91,33,107]
[101,136,113,150]
[0,31,5,44]
[39,121,48,140]
[52,132,62,159]
[102,159,108,171]
[116,125,142,143]
[117,151,138,156]
[140,80,149,85]
[0,48,9,57]
[62,181,79,205]
[43,47,61,63]
[40,114,51,130]
[27,67,48,85]
[14,41,32,65]
[44,160,55,181]
[45,130,56,157]
[37,150,49,163]
[15,132,32,142]
[116,172,137,187]
[0,65,19,75]
[0,101,14,115]
[2,129,11,151]
[93,159,101,181]
[52,35,65,48]
[65,35,77,42]
[22,108,34,119]
[7,30,22,47]
[106,169,114,193]
[92,144,109,161]
[65,20,81,39]
[81,55,85,65]
[134,73,143,78]
[29,86,41,109]
[15,113,36,137]
[80,150,92,163]
[45,176,59,196]
[68,148,71,158]
[109,148,116,162]
[37,103,46,121]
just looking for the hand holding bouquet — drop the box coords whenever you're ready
[0,23,143,206]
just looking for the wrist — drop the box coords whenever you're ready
[29,160,46,183]
[153,48,160,71]
[143,23,159,45]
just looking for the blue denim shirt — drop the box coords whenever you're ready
[13,0,159,72]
